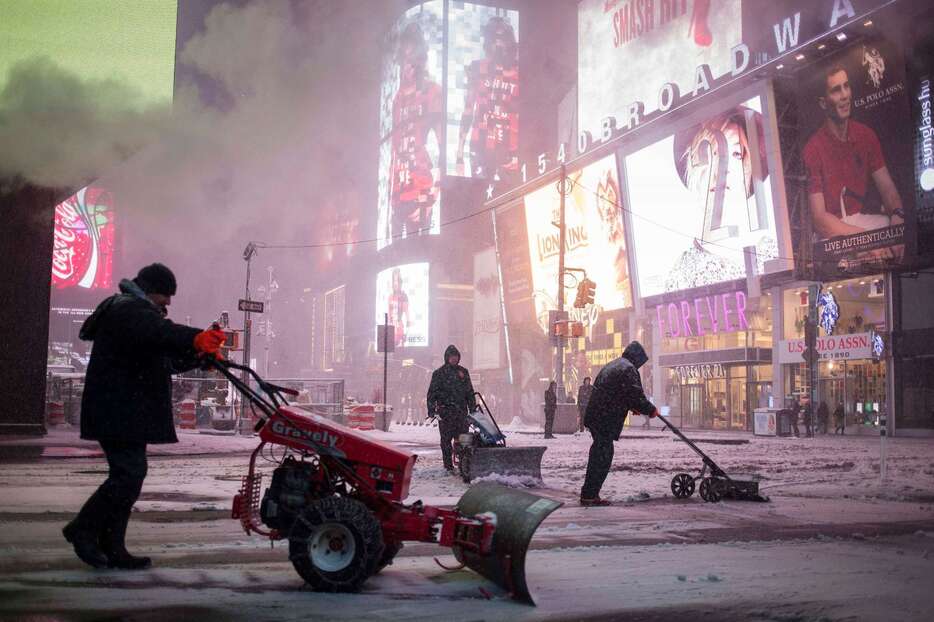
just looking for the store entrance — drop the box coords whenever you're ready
[681,384,705,428]
[675,369,759,432]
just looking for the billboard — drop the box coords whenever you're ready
[523,154,633,333]
[1,1,178,105]
[375,263,430,348]
[446,4,519,183]
[624,95,780,298]
[797,37,914,275]
[51,186,116,290]
[578,0,742,141]
[472,247,502,370]
[377,2,444,250]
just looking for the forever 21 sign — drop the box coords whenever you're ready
[676,363,726,382]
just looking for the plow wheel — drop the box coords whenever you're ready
[699,478,723,503]
[670,473,695,499]
[288,496,384,592]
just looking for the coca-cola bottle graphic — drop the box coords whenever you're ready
[51,186,115,290]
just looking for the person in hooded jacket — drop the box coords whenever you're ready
[62,264,227,569]
[543,381,557,438]
[426,345,477,472]
[580,341,659,506]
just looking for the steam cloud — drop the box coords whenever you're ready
[2,1,403,374]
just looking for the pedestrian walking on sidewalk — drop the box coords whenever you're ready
[577,377,592,433]
[791,399,802,437]
[580,342,659,506]
[817,401,830,434]
[833,403,845,434]
[544,381,557,439]
[64,264,226,570]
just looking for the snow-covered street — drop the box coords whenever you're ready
[1,425,933,620]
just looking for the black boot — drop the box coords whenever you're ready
[101,507,151,570]
[62,521,108,569]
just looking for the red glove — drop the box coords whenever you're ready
[647,409,660,419]
[194,328,227,358]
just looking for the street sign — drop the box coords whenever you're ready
[238,299,264,313]
[376,325,395,353]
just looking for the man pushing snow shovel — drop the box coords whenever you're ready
[580,341,660,506]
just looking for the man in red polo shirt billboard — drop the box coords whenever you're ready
[799,37,915,275]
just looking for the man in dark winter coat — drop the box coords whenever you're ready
[426,345,477,472]
[577,377,593,433]
[544,381,557,438]
[63,264,227,569]
[580,341,659,506]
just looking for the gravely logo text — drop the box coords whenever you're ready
[270,419,341,449]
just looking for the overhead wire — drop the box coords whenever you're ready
[251,167,922,274]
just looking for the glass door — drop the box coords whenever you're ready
[681,383,705,429]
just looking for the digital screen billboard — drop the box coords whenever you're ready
[797,37,915,275]
[578,0,742,141]
[377,2,444,250]
[51,186,116,291]
[375,263,430,348]
[472,247,502,370]
[0,1,178,105]
[446,4,519,182]
[523,154,632,333]
[624,95,779,298]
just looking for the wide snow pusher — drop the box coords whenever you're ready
[453,392,547,483]
[209,358,561,604]
[660,416,769,503]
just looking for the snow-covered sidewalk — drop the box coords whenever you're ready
[1,424,933,619]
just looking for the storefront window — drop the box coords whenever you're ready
[781,276,888,432]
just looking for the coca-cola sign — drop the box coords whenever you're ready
[51,186,115,290]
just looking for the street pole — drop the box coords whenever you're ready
[238,243,256,436]
[807,283,820,437]
[264,266,273,377]
[555,165,567,401]
[383,312,389,430]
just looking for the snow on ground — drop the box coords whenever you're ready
[1,534,933,621]
[2,423,934,619]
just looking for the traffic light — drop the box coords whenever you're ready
[574,278,596,308]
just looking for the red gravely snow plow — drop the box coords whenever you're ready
[208,358,561,604]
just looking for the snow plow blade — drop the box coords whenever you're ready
[454,482,562,605]
[460,446,546,482]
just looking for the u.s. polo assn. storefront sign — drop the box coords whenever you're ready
[778,332,874,364]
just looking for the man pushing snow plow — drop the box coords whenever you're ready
[580,341,660,506]
[208,356,562,605]
[581,340,769,505]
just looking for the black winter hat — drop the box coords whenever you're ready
[134,263,177,296]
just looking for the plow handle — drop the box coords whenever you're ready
[473,391,507,443]
[655,414,723,475]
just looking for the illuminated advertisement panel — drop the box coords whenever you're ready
[578,0,742,140]
[446,3,519,182]
[51,186,116,290]
[625,96,778,298]
[796,37,915,275]
[377,2,444,250]
[1,1,178,104]
[523,154,632,333]
[472,247,502,370]
[375,263,430,348]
